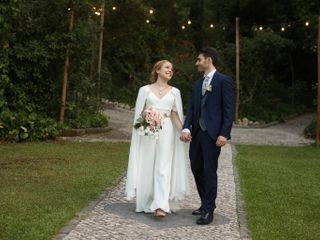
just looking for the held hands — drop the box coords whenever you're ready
[180,132,227,146]
[180,132,192,142]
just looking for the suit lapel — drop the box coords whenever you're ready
[195,77,204,110]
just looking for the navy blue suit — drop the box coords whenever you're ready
[183,71,235,213]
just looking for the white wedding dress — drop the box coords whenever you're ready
[125,85,189,213]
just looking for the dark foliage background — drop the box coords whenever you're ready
[0,0,319,141]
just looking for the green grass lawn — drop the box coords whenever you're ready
[237,145,320,240]
[0,141,129,240]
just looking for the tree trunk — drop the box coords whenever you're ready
[96,0,105,111]
[235,17,240,122]
[316,16,320,147]
[59,5,75,124]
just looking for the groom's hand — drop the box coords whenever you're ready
[216,136,227,147]
[180,132,192,142]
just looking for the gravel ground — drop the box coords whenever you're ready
[231,114,314,146]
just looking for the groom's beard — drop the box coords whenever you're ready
[196,65,207,73]
[196,67,205,73]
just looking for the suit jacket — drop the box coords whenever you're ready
[183,71,235,140]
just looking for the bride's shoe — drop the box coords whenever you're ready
[154,208,166,217]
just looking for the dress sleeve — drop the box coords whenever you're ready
[172,97,178,112]
[133,87,147,124]
[169,88,190,201]
[125,86,147,199]
[172,89,183,112]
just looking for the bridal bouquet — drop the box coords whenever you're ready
[134,107,163,138]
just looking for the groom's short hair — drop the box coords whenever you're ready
[199,47,218,66]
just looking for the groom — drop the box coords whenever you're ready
[181,47,235,225]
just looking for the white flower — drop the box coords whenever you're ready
[137,126,145,135]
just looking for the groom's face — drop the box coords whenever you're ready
[196,54,211,73]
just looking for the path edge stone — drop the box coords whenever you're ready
[52,172,127,240]
[231,144,251,240]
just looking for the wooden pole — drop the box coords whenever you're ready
[88,14,96,83]
[235,17,240,122]
[96,0,105,110]
[59,5,75,124]
[316,16,320,147]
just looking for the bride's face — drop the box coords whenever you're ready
[157,62,173,81]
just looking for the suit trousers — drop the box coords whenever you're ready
[189,128,221,213]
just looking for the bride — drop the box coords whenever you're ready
[125,60,189,217]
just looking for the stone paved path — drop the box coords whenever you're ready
[57,107,314,240]
[60,144,241,240]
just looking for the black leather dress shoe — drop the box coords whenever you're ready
[196,212,214,225]
[192,208,203,215]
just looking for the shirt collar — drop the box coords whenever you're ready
[204,68,216,80]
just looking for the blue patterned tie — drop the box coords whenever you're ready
[202,76,209,96]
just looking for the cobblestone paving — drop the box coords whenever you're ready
[60,144,241,240]
[57,108,314,240]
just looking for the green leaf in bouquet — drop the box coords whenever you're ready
[136,116,144,122]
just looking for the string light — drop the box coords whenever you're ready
[67,7,71,11]
[86,5,316,32]
[250,18,314,33]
